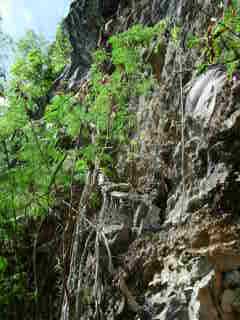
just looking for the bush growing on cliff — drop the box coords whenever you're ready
[45,22,167,179]
[188,1,240,76]
[0,20,167,227]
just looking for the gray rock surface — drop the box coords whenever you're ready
[62,0,121,87]
[60,1,240,320]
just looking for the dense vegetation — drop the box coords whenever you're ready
[188,0,240,76]
[0,24,72,317]
[0,21,166,317]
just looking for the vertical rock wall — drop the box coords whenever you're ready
[60,1,240,319]
[62,0,120,87]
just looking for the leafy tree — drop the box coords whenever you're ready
[49,23,71,74]
[0,30,69,239]
[10,30,54,102]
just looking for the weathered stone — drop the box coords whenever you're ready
[189,271,219,320]
[59,1,240,320]
[222,289,235,313]
[152,295,188,320]
[149,273,162,288]
[232,288,240,313]
[62,0,121,87]
[223,270,240,289]
[222,312,237,320]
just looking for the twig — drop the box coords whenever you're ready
[100,231,113,274]
[93,230,100,301]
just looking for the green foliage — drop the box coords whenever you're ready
[188,2,240,76]
[49,23,71,74]
[16,30,47,57]
[0,21,167,229]
[9,27,70,103]
[0,257,7,272]
[0,31,71,234]
[48,22,166,181]
[0,260,29,318]
[187,34,200,49]
[109,22,166,74]
[83,22,166,169]
[171,25,181,44]
[10,30,54,100]
[0,21,167,313]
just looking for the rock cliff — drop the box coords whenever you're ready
[59,1,240,320]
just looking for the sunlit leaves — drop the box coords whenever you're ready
[0,21,169,312]
[188,3,240,77]
[49,24,71,74]
[0,257,7,273]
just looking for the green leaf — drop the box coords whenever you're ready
[0,257,7,273]
[187,34,200,48]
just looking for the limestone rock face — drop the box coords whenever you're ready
[59,0,240,320]
[61,0,121,87]
[62,0,101,87]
